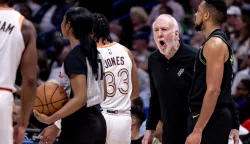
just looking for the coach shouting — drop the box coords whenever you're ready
[142,14,197,144]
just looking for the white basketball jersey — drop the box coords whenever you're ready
[98,42,132,111]
[0,8,25,91]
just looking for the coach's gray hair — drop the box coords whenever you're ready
[152,14,179,32]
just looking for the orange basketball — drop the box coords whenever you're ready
[34,82,68,116]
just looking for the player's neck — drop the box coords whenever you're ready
[203,25,221,38]
[69,38,80,49]
[96,39,111,47]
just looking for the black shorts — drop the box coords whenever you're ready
[58,105,106,144]
[187,107,232,144]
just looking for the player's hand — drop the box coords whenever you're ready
[39,124,60,144]
[142,130,154,144]
[33,110,53,124]
[229,129,239,144]
[13,124,26,144]
[185,131,202,144]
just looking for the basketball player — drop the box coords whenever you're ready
[186,0,239,144]
[0,0,37,144]
[93,13,139,144]
[33,7,107,144]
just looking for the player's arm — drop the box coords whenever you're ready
[193,37,228,133]
[125,47,140,100]
[20,19,38,128]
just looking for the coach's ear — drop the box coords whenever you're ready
[174,30,179,41]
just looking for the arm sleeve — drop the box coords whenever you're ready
[64,52,87,77]
[229,96,240,130]
[146,58,161,130]
[54,119,61,130]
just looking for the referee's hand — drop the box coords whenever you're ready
[142,130,154,144]
[39,124,60,144]
[229,129,239,144]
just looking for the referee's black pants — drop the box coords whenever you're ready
[58,105,106,144]
[187,107,232,144]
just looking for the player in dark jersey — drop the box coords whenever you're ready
[186,0,240,144]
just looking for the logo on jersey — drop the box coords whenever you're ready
[177,68,185,77]
[230,55,234,65]
[108,49,112,55]
[59,72,62,78]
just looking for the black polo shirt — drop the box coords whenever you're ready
[146,43,197,144]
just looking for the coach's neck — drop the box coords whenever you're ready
[164,40,180,60]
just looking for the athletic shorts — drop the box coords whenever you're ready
[187,107,232,144]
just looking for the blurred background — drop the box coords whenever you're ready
[9,0,250,143]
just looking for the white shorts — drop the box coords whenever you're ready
[0,91,13,144]
[102,112,131,144]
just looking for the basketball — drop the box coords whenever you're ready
[34,82,68,116]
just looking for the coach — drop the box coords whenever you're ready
[142,14,197,144]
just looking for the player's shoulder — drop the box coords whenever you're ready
[21,18,36,45]
[205,37,228,52]
[115,42,129,51]
[112,42,133,55]
[22,18,35,30]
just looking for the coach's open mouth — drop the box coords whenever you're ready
[160,40,165,46]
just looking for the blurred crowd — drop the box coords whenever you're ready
[11,0,250,143]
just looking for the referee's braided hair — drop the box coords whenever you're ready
[93,13,113,44]
[65,7,99,78]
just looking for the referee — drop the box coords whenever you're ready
[142,14,198,144]
[34,7,107,144]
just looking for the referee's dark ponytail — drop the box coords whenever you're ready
[65,7,99,77]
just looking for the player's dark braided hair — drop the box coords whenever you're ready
[65,7,99,78]
[93,13,113,44]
